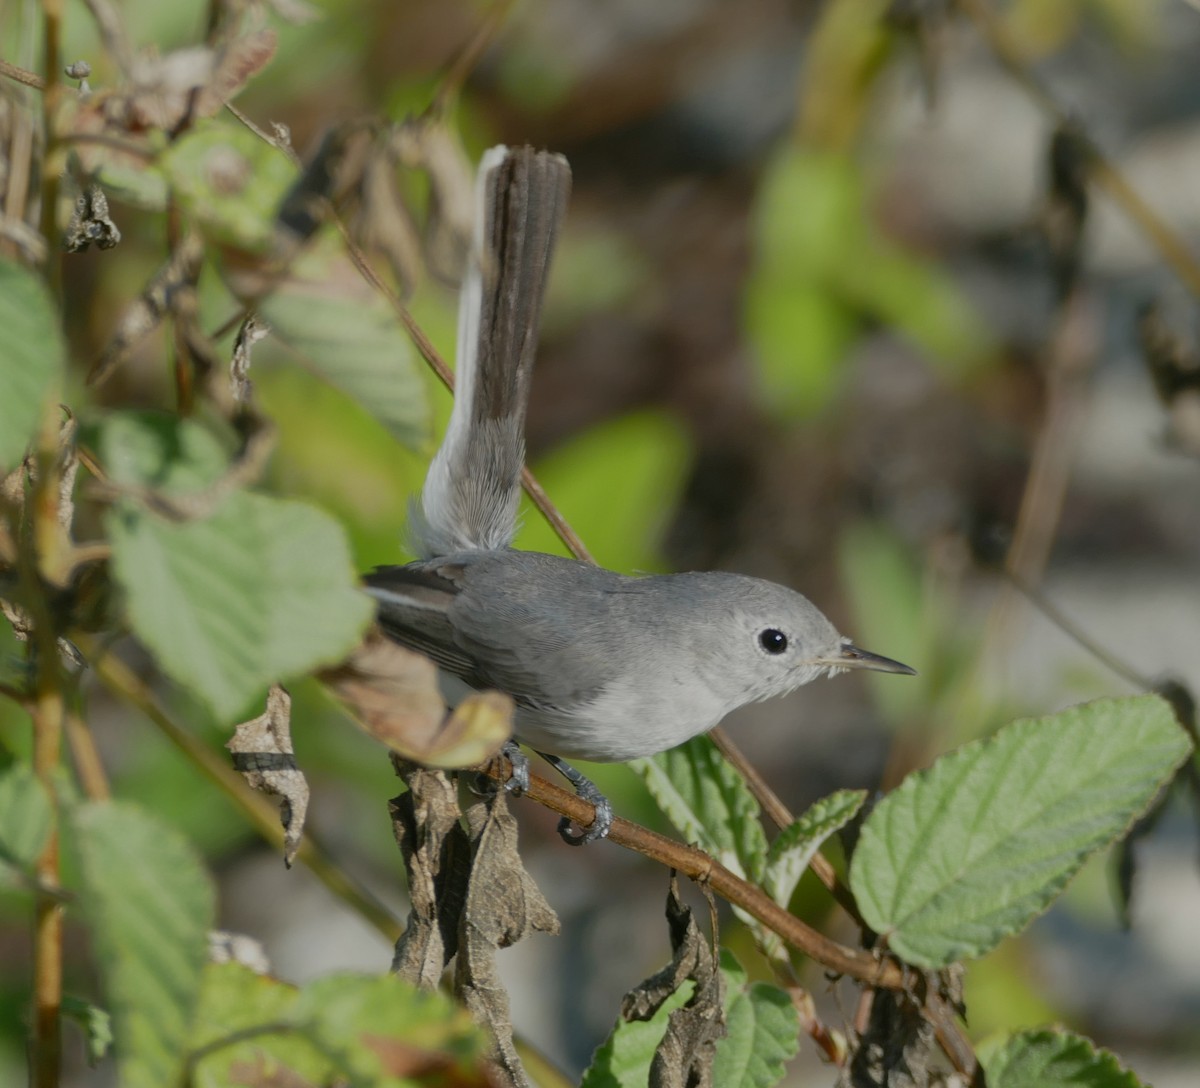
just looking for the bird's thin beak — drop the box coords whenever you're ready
[819,640,917,676]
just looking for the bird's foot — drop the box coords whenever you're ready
[536,751,613,845]
[500,739,531,795]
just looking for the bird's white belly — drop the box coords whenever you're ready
[435,668,726,763]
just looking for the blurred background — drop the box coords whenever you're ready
[3,0,1200,1084]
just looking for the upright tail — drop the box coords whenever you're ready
[410,145,571,558]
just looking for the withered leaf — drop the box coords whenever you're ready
[455,791,559,1088]
[621,874,725,1088]
[64,184,121,252]
[321,627,511,768]
[227,685,308,866]
[122,31,278,132]
[838,967,963,1088]
[390,765,471,989]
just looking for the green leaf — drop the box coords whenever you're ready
[190,963,328,1088]
[61,995,114,1065]
[632,735,768,882]
[981,1028,1145,1088]
[258,234,430,450]
[161,119,296,250]
[581,983,694,1088]
[764,789,865,909]
[0,258,65,468]
[289,972,491,1086]
[102,413,373,721]
[72,800,215,1088]
[850,695,1193,968]
[711,953,799,1088]
[0,764,53,873]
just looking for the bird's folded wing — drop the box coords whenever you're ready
[362,563,482,682]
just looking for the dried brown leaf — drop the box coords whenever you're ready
[321,627,511,768]
[455,791,559,1087]
[118,31,277,132]
[227,685,308,866]
[839,968,962,1088]
[230,314,270,405]
[390,765,470,988]
[64,183,121,252]
[622,875,725,1088]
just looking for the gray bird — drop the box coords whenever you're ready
[365,146,913,843]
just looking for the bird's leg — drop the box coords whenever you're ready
[501,739,531,794]
[535,751,614,845]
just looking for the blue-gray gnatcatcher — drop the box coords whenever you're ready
[365,146,914,843]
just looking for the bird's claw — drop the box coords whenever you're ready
[557,795,613,846]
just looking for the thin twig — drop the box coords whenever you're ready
[0,57,45,90]
[65,705,111,801]
[427,0,516,117]
[1002,567,1151,691]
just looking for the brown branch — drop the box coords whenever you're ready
[489,761,899,985]
[0,57,45,90]
[66,705,111,801]
[479,759,979,1079]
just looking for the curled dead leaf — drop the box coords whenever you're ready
[227,685,308,866]
[321,626,511,768]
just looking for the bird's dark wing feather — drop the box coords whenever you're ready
[363,562,484,682]
[364,553,619,713]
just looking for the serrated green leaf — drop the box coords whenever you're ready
[0,764,53,873]
[190,962,328,1088]
[258,235,429,449]
[763,789,865,909]
[289,972,491,1086]
[632,735,768,882]
[161,119,296,250]
[850,695,1192,968]
[753,790,866,968]
[711,953,799,1088]
[101,414,373,722]
[580,983,694,1088]
[62,995,113,1065]
[73,801,215,1088]
[0,259,65,468]
[981,1028,1145,1088]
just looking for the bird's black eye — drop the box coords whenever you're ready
[759,628,788,655]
